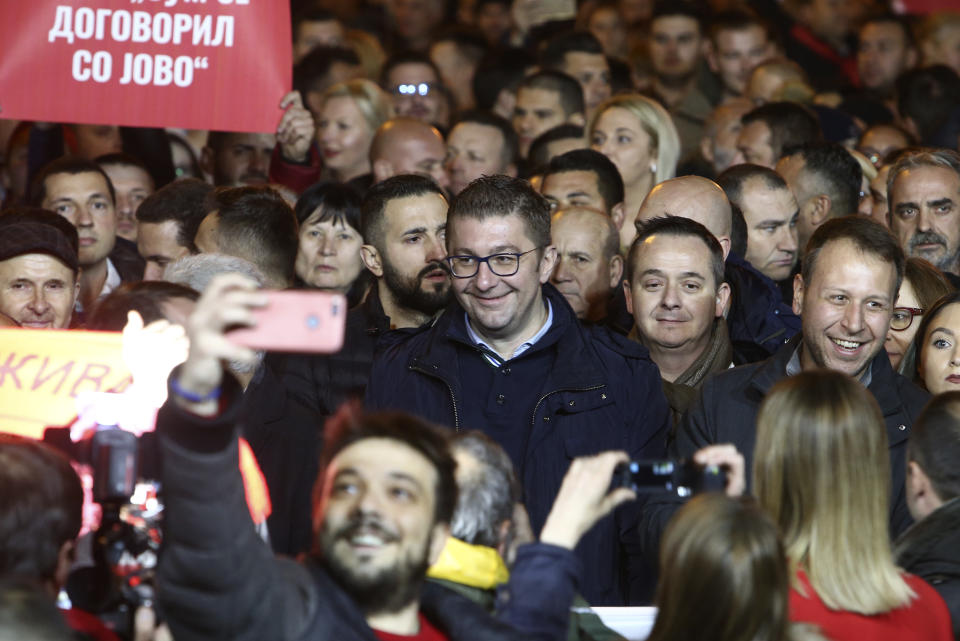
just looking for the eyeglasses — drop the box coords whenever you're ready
[392,82,439,97]
[890,306,923,331]
[445,247,542,278]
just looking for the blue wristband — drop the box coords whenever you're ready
[170,377,221,403]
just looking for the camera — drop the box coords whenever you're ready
[614,459,727,497]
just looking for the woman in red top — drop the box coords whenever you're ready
[701,370,953,641]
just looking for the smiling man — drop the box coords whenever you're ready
[888,150,960,277]
[641,216,929,552]
[366,175,670,605]
[0,209,80,329]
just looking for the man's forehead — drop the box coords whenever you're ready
[450,122,503,147]
[223,133,275,149]
[449,212,530,244]
[0,253,74,279]
[543,170,600,194]
[811,238,896,281]
[636,234,712,270]
[44,171,110,197]
[894,165,960,194]
[517,88,562,108]
[389,62,438,83]
[384,193,448,224]
[330,437,439,485]
[652,15,700,36]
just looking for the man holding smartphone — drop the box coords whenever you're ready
[366,175,671,606]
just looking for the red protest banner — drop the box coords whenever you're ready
[0,0,291,133]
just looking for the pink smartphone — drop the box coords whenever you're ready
[228,290,346,354]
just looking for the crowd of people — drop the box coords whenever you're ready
[2,0,960,639]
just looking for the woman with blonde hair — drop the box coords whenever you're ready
[703,370,952,640]
[316,78,394,185]
[588,94,679,252]
[648,493,822,641]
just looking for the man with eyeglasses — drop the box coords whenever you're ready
[366,175,670,607]
[381,51,449,130]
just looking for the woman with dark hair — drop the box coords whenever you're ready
[884,258,954,375]
[294,182,371,307]
[915,291,960,395]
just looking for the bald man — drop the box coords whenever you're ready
[550,207,624,323]
[634,175,799,359]
[370,117,450,193]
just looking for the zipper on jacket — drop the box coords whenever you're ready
[410,364,461,432]
[530,384,606,429]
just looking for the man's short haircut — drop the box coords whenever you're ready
[859,13,915,47]
[450,110,519,169]
[0,207,80,275]
[432,28,489,64]
[293,45,362,96]
[896,65,960,146]
[783,142,863,217]
[95,151,154,184]
[518,71,585,119]
[163,253,265,292]
[205,186,299,286]
[29,156,116,207]
[87,281,200,331]
[907,391,960,502]
[526,124,585,170]
[717,163,790,210]
[314,404,458,526]
[472,47,537,112]
[135,178,214,249]
[651,0,704,31]
[295,181,364,230]
[544,149,624,210]
[0,435,83,582]
[707,8,773,45]
[629,215,725,287]
[450,431,520,548]
[361,174,447,249]
[449,175,551,249]
[380,50,442,87]
[540,30,605,70]
[741,102,822,161]
[801,215,904,293]
[887,149,960,212]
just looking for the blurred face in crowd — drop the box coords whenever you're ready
[316,438,447,614]
[541,170,612,214]
[889,165,960,274]
[388,0,444,45]
[921,22,960,75]
[71,124,122,160]
[625,233,728,359]
[446,213,556,341]
[740,177,799,282]
[446,122,512,196]
[884,277,921,372]
[794,238,897,379]
[296,210,365,293]
[377,127,451,193]
[591,107,655,189]
[588,6,628,59]
[513,88,577,158]
[0,254,78,329]
[702,99,752,174]
[293,18,346,62]
[318,96,376,181]
[386,63,445,126]
[858,21,916,94]
[204,133,275,187]
[735,120,774,168]
[649,15,702,85]
[919,302,960,395]
[475,0,513,46]
[798,0,852,46]
[561,52,612,115]
[858,125,910,168]
[138,220,191,281]
[367,193,451,316]
[100,162,154,243]
[708,26,774,97]
[550,207,622,321]
[42,171,117,269]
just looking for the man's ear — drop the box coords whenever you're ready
[700,135,714,165]
[622,278,633,315]
[704,39,718,73]
[360,244,383,277]
[717,235,731,261]
[199,146,216,181]
[810,194,832,226]
[505,163,518,178]
[715,282,731,318]
[495,520,513,560]
[372,159,393,184]
[568,112,586,127]
[609,254,624,288]
[538,245,558,283]
[610,202,626,230]
[792,273,805,315]
[428,523,450,566]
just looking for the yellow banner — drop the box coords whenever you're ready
[0,329,130,439]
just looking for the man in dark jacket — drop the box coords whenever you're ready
[895,392,960,640]
[365,175,671,605]
[282,175,452,416]
[641,216,929,561]
[157,273,527,641]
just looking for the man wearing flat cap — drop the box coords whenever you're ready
[0,208,81,329]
